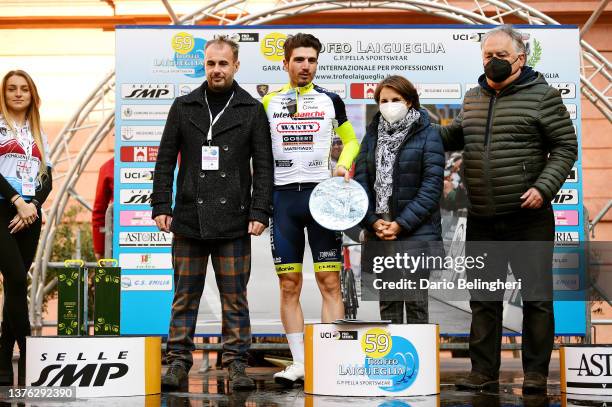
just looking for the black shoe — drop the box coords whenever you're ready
[456,372,499,392]
[228,361,255,391]
[161,364,188,391]
[522,372,547,395]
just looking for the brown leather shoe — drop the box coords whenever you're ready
[456,372,499,392]
[522,372,547,394]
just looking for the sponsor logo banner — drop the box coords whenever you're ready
[351,83,460,99]
[553,189,579,205]
[121,83,174,99]
[563,346,612,395]
[282,134,314,152]
[550,82,576,99]
[119,232,172,247]
[121,105,171,121]
[120,189,152,206]
[566,167,579,183]
[119,211,155,227]
[275,160,293,168]
[415,83,461,99]
[350,83,378,99]
[121,275,172,291]
[120,146,159,162]
[119,253,172,269]
[120,168,154,184]
[26,336,158,397]
[178,83,200,96]
[555,231,580,247]
[120,126,164,142]
[555,210,579,226]
[553,253,579,269]
[276,122,321,133]
[553,274,580,291]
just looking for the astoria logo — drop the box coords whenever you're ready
[568,353,612,377]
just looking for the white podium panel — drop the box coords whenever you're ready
[305,323,439,396]
[26,336,161,398]
[561,345,612,396]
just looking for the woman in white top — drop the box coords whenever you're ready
[0,70,52,385]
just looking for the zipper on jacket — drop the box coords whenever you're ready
[484,95,496,151]
[483,95,497,216]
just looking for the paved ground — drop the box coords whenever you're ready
[4,358,610,406]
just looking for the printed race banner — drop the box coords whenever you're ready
[115,25,585,336]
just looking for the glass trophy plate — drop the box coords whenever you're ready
[309,177,368,231]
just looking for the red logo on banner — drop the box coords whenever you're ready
[120,146,159,162]
[350,83,378,99]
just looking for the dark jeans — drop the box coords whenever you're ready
[466,206,555,378]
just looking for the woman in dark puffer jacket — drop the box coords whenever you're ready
[354,75,445,324]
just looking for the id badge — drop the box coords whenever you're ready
[22,178,35,196]
[201,146,219,171]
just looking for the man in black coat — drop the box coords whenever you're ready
[151,37,273,391]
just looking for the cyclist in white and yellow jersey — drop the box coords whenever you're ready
[262,33,360,386]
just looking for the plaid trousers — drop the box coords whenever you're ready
[167,234,252,371]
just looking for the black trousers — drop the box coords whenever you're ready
[0,201,39,365]
[466,206,555,378]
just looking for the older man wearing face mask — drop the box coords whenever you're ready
[439,25,577,394]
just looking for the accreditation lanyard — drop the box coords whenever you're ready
[202,90,234,171]
[204,89,234,145]
[14,124,36,195]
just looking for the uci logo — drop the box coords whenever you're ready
[320,331,341,340]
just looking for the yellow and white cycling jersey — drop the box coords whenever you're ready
[263,82,359,186]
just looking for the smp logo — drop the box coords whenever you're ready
[550,83,577,99]
[120,189,152,205]
[121,84,174,100]
[553,189,578,205]
[31,351,130,387]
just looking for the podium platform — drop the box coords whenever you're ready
[305,323,439,396]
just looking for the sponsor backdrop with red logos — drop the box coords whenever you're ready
[115,26,585,336]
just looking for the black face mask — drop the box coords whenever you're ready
[484,56,519,83]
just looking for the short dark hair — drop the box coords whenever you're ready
[205,36,239,61]
[373,75,420,110]
[283,33,322,60]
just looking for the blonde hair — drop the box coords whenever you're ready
[0,70,48,182]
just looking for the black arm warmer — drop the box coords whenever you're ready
[0,173,18,201]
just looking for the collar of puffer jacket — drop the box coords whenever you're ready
[478,66,547,96]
